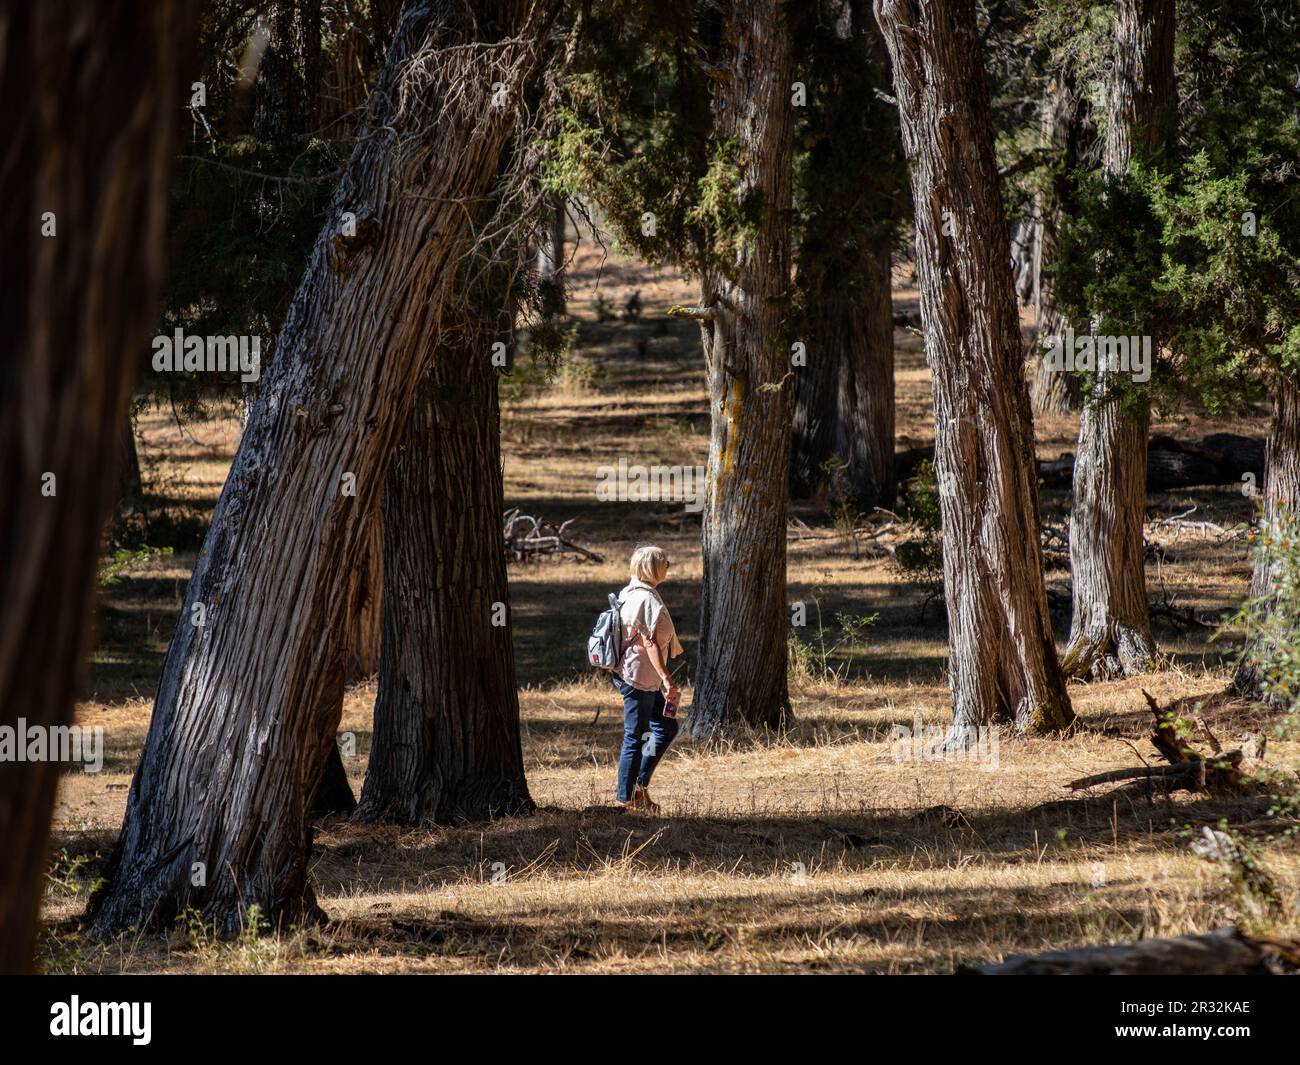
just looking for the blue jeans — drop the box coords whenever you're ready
[613,676,678,803]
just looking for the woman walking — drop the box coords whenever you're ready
[612,545,683,812]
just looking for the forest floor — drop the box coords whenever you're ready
[39,223,1300,974]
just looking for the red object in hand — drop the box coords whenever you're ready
[663,690,678,718]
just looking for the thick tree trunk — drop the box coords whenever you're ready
[793,246,895,508]
[254,0,322,146]
[1029,69,1088,415]
[1063,400,1156,678]
[88,0,557,936]
[307,732,356,818]
[874,0,1073,735]
[686,0,795,741]
[1062,0,1173,679]
[789,5,896,508]
[1234,375,1300,696]
[356,303,532,825]
[788,305,840,498]
[0,0,197,974]
[836,238,896,508]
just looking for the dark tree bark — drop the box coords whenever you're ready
[792,244,896,509]
[835,239,896,508]
[1029,67,1090,415]
[305,528,390,819]
[117,412,144,516]
[789,4,896,509]
[1235,375,1300,696]
[964,926,1297,976]
[88,0,558,936]
[308,740,356,818]
[254,0,322,146]
[344,512,383,681]
[1062,0,1174,680]
[686,0,796,741]
[789,310,840,497]
[0,0,198,974]
[874,0,1073,735]
[356,299,532,825]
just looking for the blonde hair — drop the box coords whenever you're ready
[629,544,670,585]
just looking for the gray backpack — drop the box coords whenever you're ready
[586,593,623,670]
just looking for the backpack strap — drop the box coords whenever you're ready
[608,593,621,612]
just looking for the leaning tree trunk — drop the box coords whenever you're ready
[1062,0,1174,680]
[685,0,796,741]
[88,0,558,937]
[1029,68,1088,415]
[0,0,198,975]
[1234,374,1300,696]
[874,0,1073,735]
[356,301,532,825]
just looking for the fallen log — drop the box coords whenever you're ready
[897,433,1265,494]
[503,508,604,563]
[1066,691,1245,794]
[960,926,1300,975]
[1069,760,1208,792]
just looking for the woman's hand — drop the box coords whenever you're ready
[665,683,680,706]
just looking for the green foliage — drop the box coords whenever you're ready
[1230,508,1300,834]
[1234,509,1300,735]
[1054,1,1300,411]
[1146,155,1300,408]
[499,316,582,405]
[98,545,175,588]
[1053,165,1171,405]
[788,597,878,685]
[685,138,761,273]
[545,1,714,271]
[895,461,945,614]
[159,140,343,411]
[788,0,906,305]
[46,849,105,899]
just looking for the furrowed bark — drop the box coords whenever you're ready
[0,0,198,974]
[789,4,896,508]
[88,0,558,936]
[355,297,533,826]
[1063,0,1174,680]
[874,0,1073,735]
[792,246,895,509]
[835,238,896,508]
[687,0,796,741]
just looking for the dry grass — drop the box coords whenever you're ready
[39,227,1300,974]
